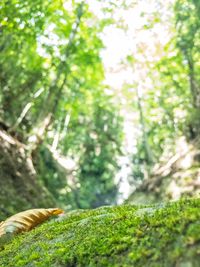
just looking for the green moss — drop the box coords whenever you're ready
[1,198,200,266]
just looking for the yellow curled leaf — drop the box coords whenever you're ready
[0,208,64,237]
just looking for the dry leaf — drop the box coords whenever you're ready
[0,208,64,237]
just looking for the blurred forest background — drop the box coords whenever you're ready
[0,0,200,219]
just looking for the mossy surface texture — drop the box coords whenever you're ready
[1,198,200,267]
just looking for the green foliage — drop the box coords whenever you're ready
[74,101,123,208]
[1,0,200,210]
[0,0,123,209]
[123,0,200,181]
[0,0,105,129]
[1,198,200,266]
[37,146,67,202]
[37,97,123,209]
[174,0,200,136]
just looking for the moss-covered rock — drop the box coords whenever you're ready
[1,198,200,266]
